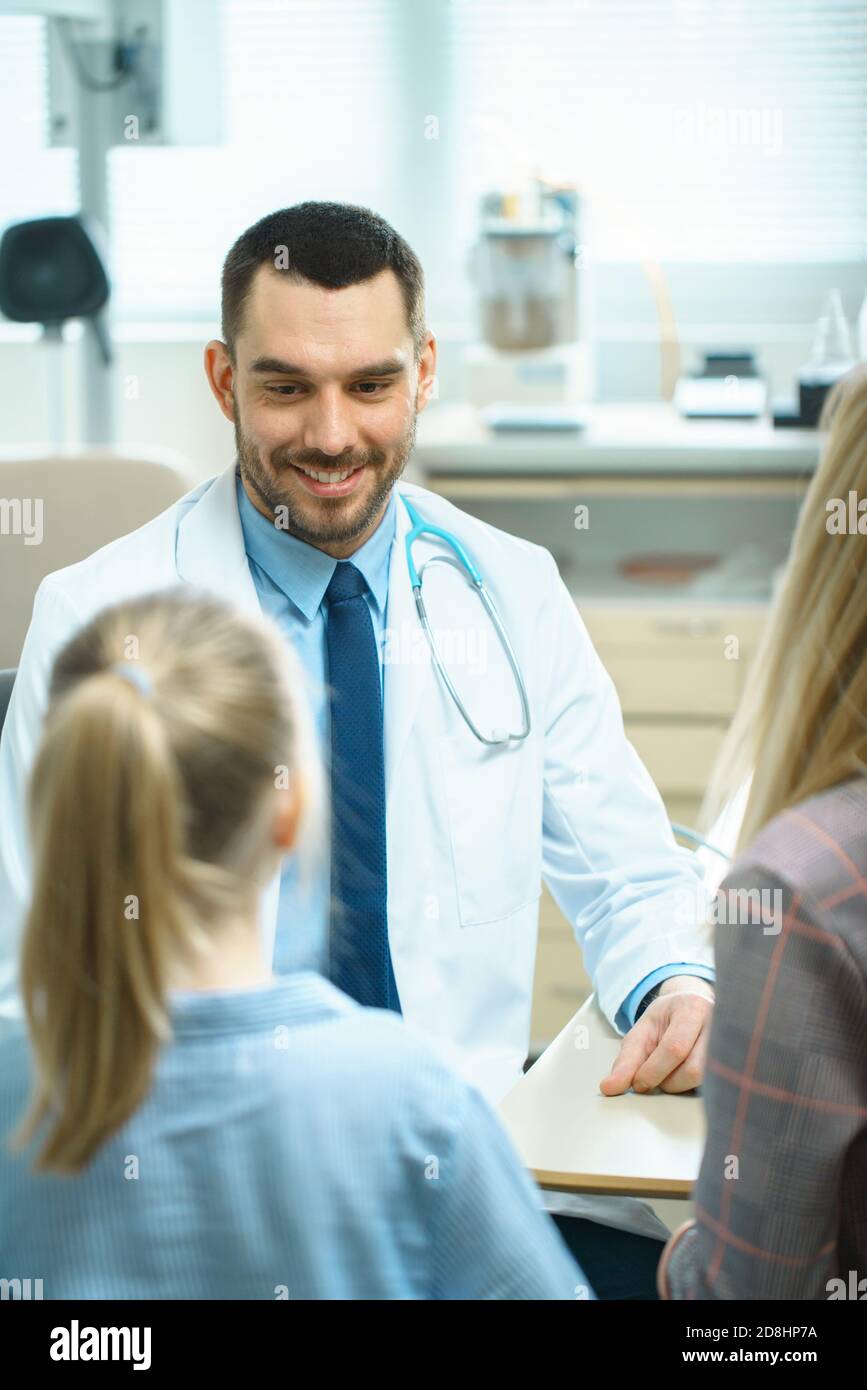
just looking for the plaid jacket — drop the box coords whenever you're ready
[660,775,867,1300]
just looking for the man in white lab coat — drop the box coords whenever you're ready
[0,202,715,1298]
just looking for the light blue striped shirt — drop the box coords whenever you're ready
[235,470,396,977]
[0,973,590,1299]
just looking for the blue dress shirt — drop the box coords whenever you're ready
[235,470,396,976]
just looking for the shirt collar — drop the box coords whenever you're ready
[235,467,397,621]
[168,971,357,1038]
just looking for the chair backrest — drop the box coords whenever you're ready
[0,668,15,738]
[0,449,194,668]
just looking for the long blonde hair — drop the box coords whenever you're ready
[12,587,323,1174]
[702,364,867,855]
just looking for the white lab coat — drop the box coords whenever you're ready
[0,460,713,1239]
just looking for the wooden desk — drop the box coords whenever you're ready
[499,994,706,1199]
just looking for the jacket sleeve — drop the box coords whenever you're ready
[0,576,84,1019]
[662,867,867,1300]
[538,553,714,1033]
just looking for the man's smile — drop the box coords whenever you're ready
[288,460,368,497]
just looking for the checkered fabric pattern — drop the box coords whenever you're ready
[661,776,867,1300]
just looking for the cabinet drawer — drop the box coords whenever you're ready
[581,605,769,649]
[582,603,769,719]
[598,651,740,717]
[626,720,726,795]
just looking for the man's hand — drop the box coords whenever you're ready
[599,976,715,1096]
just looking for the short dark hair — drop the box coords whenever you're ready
[220,201,426,363]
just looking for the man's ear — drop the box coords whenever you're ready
[415,331,438,413]
[204,340,237,422]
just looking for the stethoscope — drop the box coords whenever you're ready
[399,494,733,861]
[401,494,531,747]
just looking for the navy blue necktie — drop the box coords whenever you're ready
[325,561,400,1011]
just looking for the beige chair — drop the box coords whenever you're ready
[0,448,195,668]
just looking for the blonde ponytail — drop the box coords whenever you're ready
[16,667,190,1169]
[11,587,322,1173]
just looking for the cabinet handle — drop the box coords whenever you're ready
[653,618,721,638]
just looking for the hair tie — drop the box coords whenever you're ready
[111,662,154,698]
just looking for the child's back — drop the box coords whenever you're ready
[0,973,587,1300]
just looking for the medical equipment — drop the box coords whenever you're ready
[673,351,767,420]
[0,215,111,447]
[464,177,593,416]
[670,822,731,861]
[401,495,531,746]
[797,289,855,426]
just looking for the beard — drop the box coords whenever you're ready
[233,396,417,548]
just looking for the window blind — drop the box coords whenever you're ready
[448,0,867,261]
[1,0,865,328]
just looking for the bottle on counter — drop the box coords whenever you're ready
[798,289,856,425]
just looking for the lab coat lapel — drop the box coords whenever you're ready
[175,460,261,617]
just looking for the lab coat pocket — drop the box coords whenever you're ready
[439,733,542,926]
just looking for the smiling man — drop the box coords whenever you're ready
[0,202,715,1299]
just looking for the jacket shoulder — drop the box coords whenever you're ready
[729,776,867,957]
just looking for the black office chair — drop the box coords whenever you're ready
[0,669,16,736]
[0,216,111,363]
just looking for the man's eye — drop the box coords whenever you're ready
[265,381,392,398]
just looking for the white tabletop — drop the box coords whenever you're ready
[498,994,706,1197]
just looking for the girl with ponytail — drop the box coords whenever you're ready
[14,586,314,1174]
[0,587,585,1299]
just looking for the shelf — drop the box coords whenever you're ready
[416,402,820,478]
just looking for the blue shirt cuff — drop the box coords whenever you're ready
[618,963,716,1032]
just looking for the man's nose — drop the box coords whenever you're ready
[300,388,360,456]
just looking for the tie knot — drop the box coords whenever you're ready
[326,560,368,605]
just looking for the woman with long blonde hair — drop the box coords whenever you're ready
[659,365,867,1300]
[702,363,867,858]
[0,587,585,1299]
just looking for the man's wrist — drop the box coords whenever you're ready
[634,981,663,1021]
[658,974,715,1003]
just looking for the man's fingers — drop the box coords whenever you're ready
[599,1018,656,1095]
[633,1016,703,1093]
[659,1025,709,1094]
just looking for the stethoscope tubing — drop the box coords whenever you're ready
[401,494,531,746]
